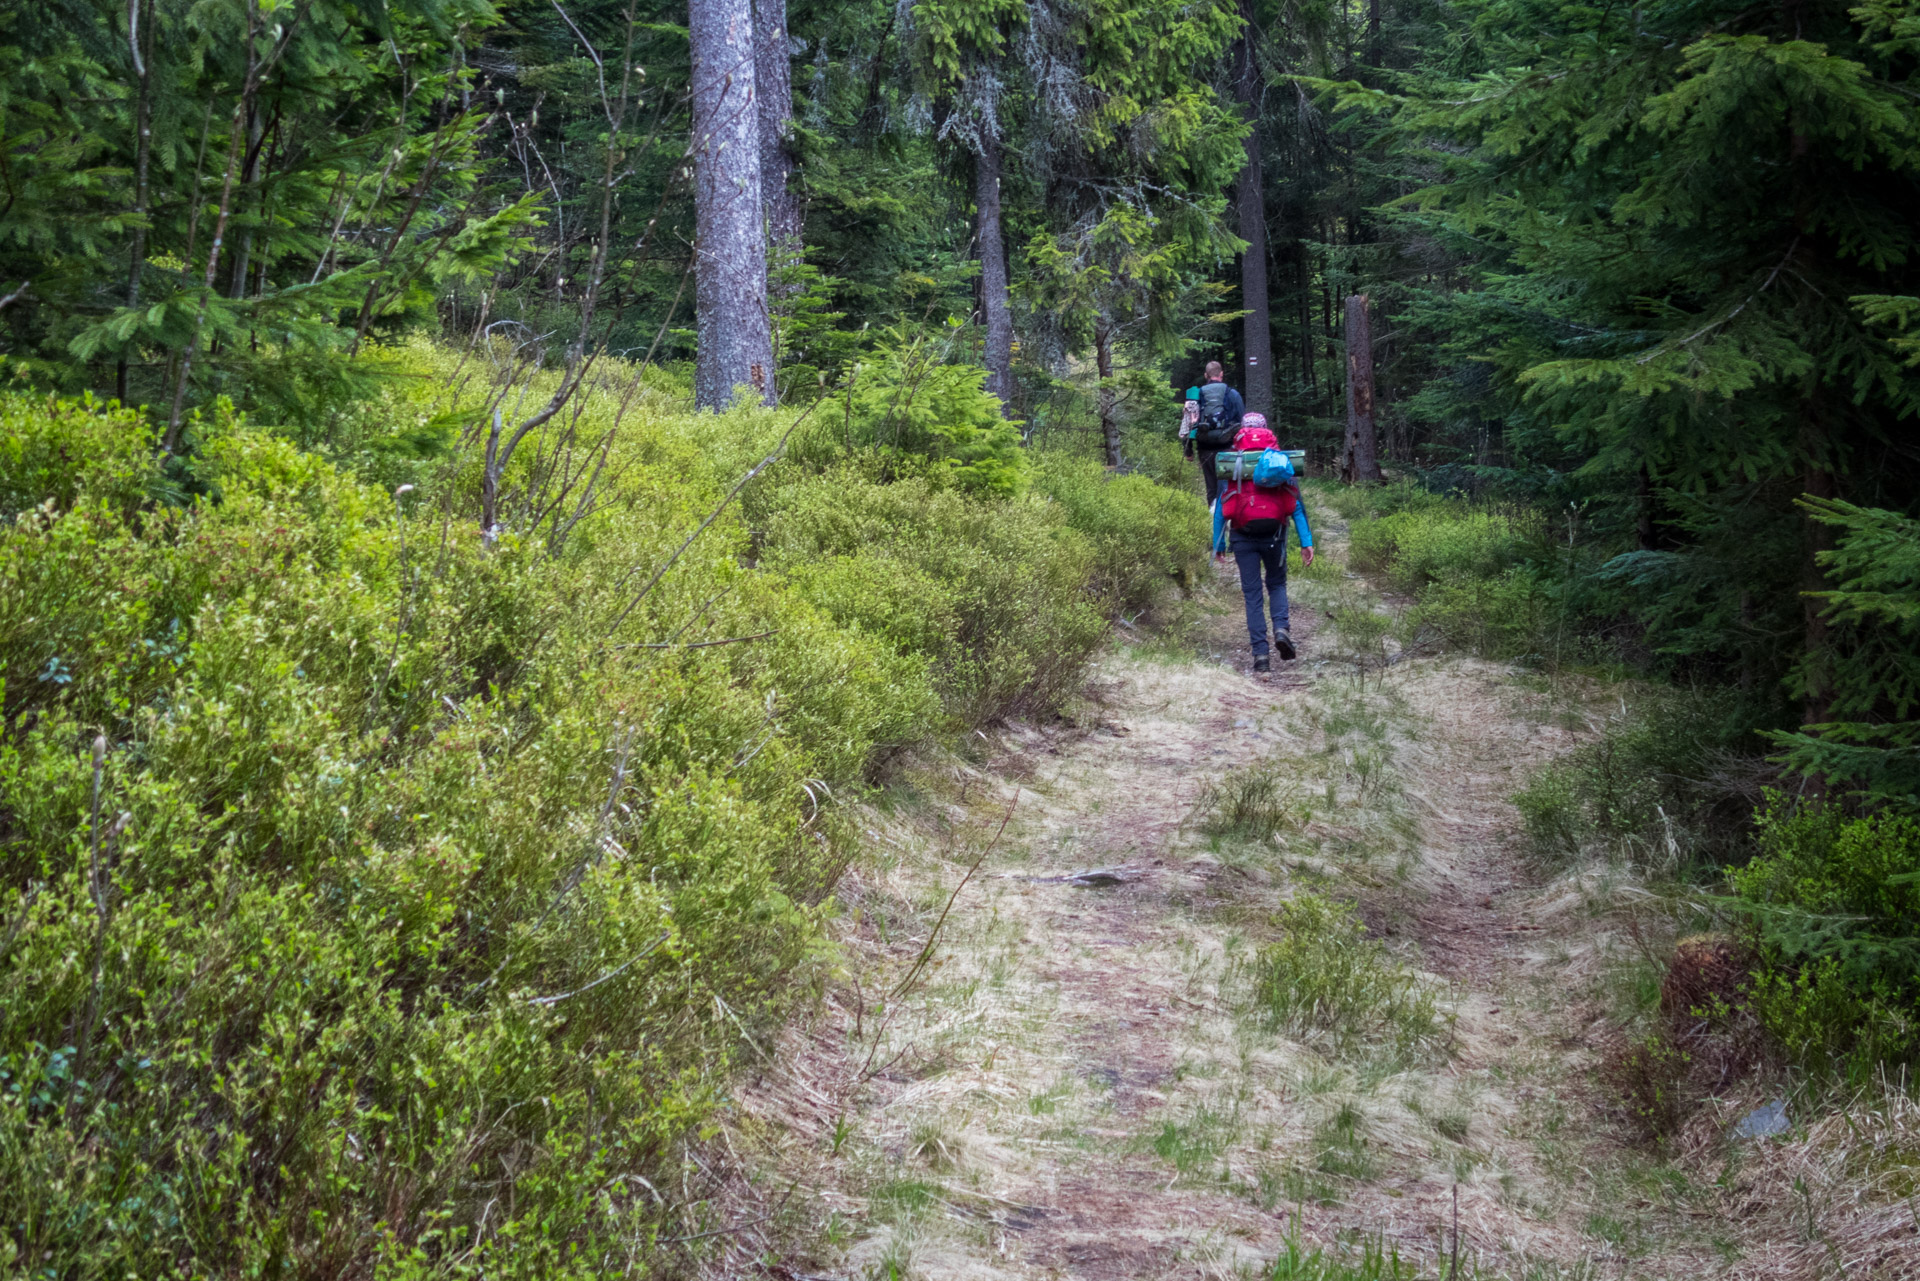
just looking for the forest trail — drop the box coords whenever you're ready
[729,530,1732,1281]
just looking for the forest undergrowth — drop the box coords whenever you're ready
[0,340,1208,1277]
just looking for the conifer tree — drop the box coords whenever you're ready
[1020,0,1246,462]
[1343,0,1920,721]
[0,0,536,432]
[757,0,803,269]
[903,0,1027,414]
[1232,4,1274,416]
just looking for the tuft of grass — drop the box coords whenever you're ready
[1313,1101,1379,1181]
[1326,590,1397,687]
[1250,894,1446,1057]
[1254,1218,1415,1280]
[1140,1107,1234,1180]
[1198,762,1302,839]
[1404,1091,1474,1144]
[1432,1109,1472,1144]
[868,1177,941,1223]
[1026,1080,1073,1115]
[906,1116,963,1170]
[1249,1163,1341,1209]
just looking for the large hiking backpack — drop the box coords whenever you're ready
[1194,381,1239,449]
[1219,420,1299,538]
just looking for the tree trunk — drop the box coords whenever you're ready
[692,0,775,410]
[118,0,153,405]
[1801,404,1835,729]
[976,132,1014,416]
[167,37,254,453]
[1299,250,1314,394]
[756,0,802,278]
[1341,293,1383,482]
[228,101,267,299]
[1095,316,1119,467]
[1234,36,1272,417]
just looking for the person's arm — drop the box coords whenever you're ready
[1212,498,1227,556]
[1292,490,1315,565]
[1226,387,1245,423]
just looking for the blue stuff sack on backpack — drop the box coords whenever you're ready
[1251,447,1294,487]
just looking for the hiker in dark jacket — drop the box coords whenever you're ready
[1190,361,1244,506]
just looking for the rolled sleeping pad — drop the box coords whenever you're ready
[1215,449,1306,481]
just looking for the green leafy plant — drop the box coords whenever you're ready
[1197,762,1301,839]
[1249,893,1444,1057]
[1728,797,1920,1076]
[817,330,1029,496]
[759,465,1110,726]
[0,375,1209,1276]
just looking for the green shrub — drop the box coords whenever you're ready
[1334,492,1606,667]
[0,387,927,1277]
[1309,478,1444,524]
[760,466,1109,726]
[1250,893,1443,1057]
[1409,565,1554,660]
[0,333,1212,1272]
[0,391,155,518]
[1346,504,1538,594]
[794,331,1026,496]
[1604,1031,1699,1141]
[1324,589,1397,686]
[1729,798,1920,1075]
[1512,692,1753,871]
[1031,452,1209,615]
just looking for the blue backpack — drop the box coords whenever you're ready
[1251,448,1294,487]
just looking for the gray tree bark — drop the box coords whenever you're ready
[692,0,775,409]
[1095,315,1119,467]
[1235,38,1273,417]
[756,0,802,273]
[975,133,1014,416]
[1341,293,1384,482]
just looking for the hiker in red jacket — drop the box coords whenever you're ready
[1211,415,1314,673]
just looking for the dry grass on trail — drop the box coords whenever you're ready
[705,547,1920,1281]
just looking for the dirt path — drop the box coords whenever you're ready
[731,540,1729,1280]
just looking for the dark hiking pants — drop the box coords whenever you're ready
[1230,526,1290,657]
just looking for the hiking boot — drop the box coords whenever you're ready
[1274,630,1297,661]
[1252,655,1271,674]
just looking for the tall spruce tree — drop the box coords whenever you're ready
[1346,0,1920,723]
[903,0,1027,414]
[1233,4,1274,416]
[757,0,803,269]
[1020,0,1246,463]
